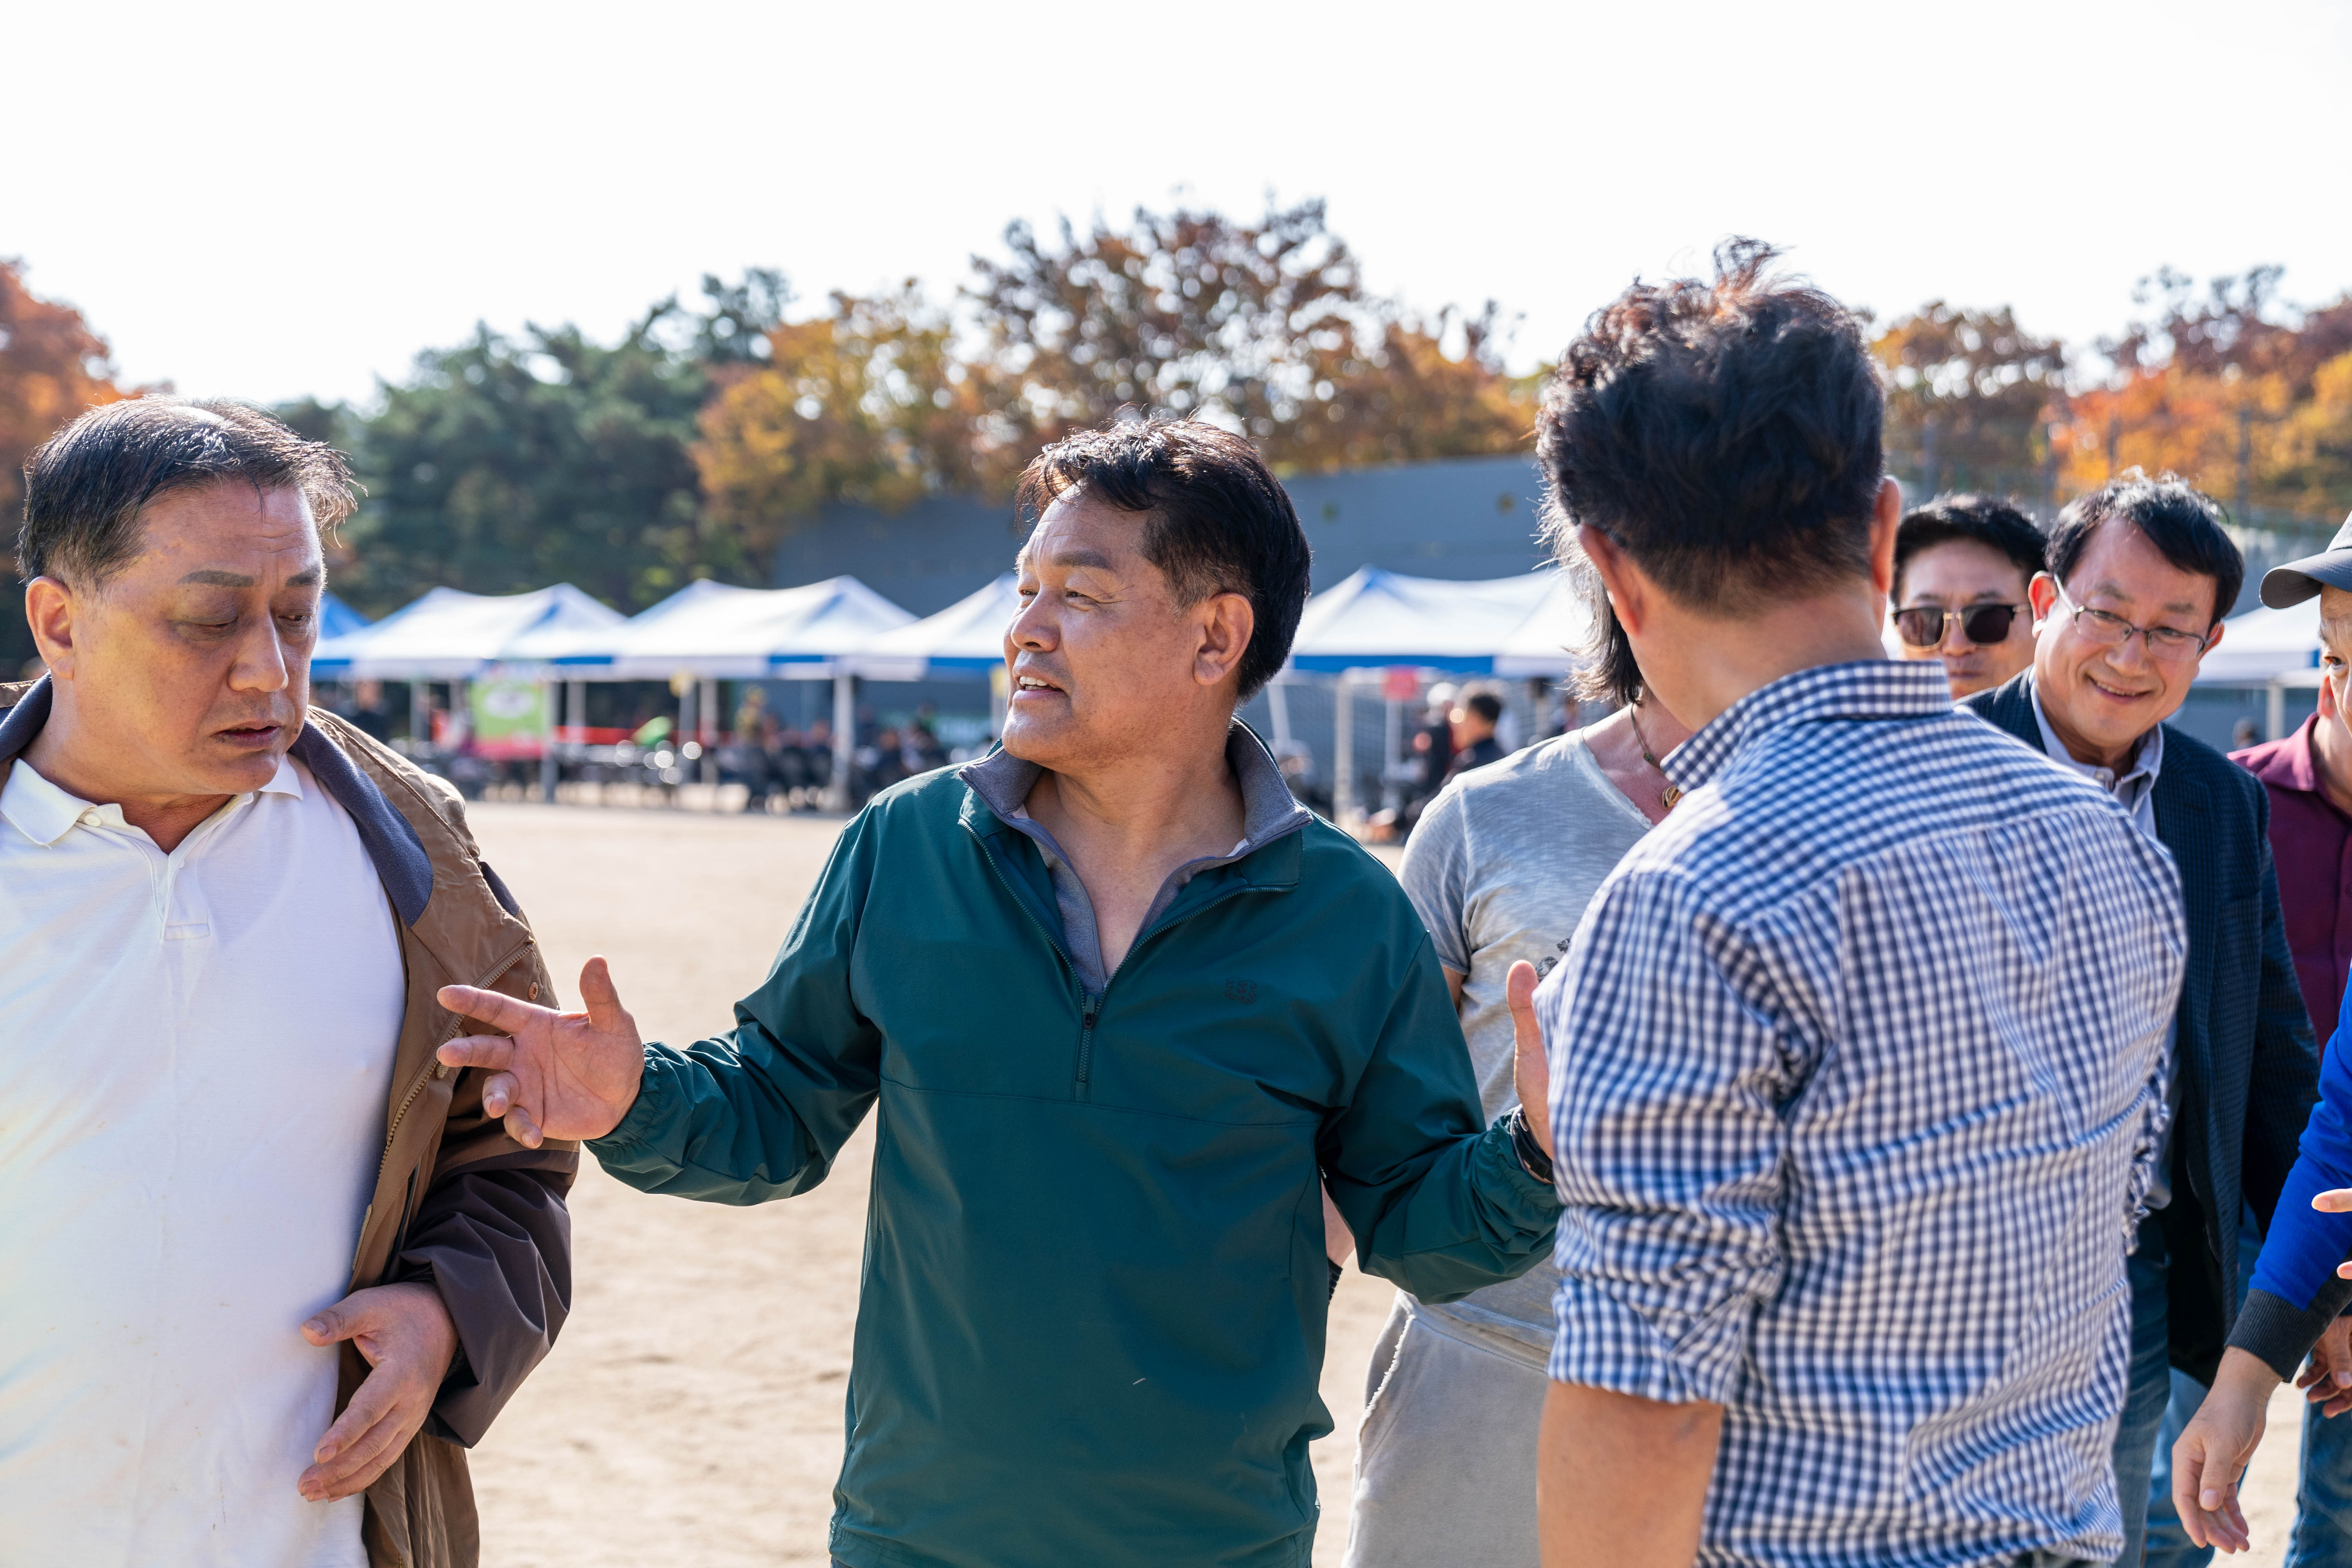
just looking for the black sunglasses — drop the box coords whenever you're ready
[1893,603,2023,649]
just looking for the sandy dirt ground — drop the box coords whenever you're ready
[461,800,2315,1568]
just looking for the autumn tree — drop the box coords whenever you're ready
[338,274,784,616]
[965,200,1533,478]
[0,260,134,666]
[2054,268,2352,522]
[1872,302,2067,506]
[693,281,987,563]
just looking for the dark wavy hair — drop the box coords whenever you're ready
[2047,471,2243,627]
[1894,493,2047,598]
[1015,416,1312,701]
[1537,238,1885,616]
[22,397,356,588]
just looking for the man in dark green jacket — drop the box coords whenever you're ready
[438,418,1563,1568]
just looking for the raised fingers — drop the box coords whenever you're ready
[437,982,546,1035]
[437,1034,517,1072]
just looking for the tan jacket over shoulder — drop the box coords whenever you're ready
[0,679,578,1568]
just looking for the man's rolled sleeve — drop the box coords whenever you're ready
[1539,868,1803,1404]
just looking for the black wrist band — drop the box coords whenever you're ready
[1508,1107,1555,1185]
[1327,1258,1344,1301]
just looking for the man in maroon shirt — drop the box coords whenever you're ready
[2236,522,2352,1045]
[2218,513,2352,1564]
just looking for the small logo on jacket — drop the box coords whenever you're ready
[1223,979,1257,1003]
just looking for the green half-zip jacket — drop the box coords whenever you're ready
[590,746,1562,1568]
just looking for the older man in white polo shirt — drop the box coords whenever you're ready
[0,398,575,1568]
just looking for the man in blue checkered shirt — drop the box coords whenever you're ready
[1525,243,2188,1568]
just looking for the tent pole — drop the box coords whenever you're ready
[831,671,857,812]
[568,679,587,749]
[1382,695,1403,813]
[1267,678,1292,750]
[700,677,719,789]
[539,677,558,804]
[1332,674,1354,828]
[2269,679,2286,742]
[408,681,427,749]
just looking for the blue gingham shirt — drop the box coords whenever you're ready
[1540,661,2184,1568]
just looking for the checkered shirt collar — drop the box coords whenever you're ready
[1665,659,1955,793]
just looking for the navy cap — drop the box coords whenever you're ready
[2261,510,2352,609]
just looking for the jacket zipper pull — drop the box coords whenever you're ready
[1076,994,1100,1091]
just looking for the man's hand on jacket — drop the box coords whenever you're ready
[438,956,646,1146]
[296,1282,457,1502]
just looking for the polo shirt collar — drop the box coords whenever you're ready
[0,751,303,849]
[1668,659,1953,792]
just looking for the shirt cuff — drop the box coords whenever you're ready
[586,1046,673,1156]
[1548,1273,1746,1406]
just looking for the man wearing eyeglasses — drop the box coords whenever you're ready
[1891,493,2047,697]
[1963,473,2320,1566]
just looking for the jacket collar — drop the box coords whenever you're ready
[1668,659,1954,792]
[2236,713,2325,796]
[0,674,434,926]
[957,720,1312,869]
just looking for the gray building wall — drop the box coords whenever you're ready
[771,453,1552,612]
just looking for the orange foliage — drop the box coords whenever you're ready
[0,259,134,524]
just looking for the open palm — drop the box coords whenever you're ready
[437,956,646,1146]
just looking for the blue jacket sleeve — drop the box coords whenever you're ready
[2236,980,2352,1378]
[587,813,882,1204]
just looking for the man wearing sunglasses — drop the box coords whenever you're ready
[1891,493,2047,697]
[1963,474,2319,1566]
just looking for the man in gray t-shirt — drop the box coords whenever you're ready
[1342,658,1688,1568]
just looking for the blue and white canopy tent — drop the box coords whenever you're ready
[1280,566,1584,820]
[309,583,624,681]
[1285,566,1563,673]
[527,575,915,804]
[318,593,370,641]
[843,573,1021,682]
[540,576,914,679]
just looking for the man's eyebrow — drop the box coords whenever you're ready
[176,568,322,588]
[1050,549,1116,571]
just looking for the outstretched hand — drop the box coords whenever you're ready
[1506,960,1554,1161]
[2173,1348,2274,1553]
[437,956,646,1146]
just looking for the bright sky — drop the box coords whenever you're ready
[16,0,2352,408]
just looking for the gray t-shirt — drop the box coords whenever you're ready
[1397,728,1652,1352]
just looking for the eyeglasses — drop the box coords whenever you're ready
[2048,580,2212,664]
[1893,603,2023,649]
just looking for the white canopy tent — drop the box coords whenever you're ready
[1281,566,1578,821]
[537,575,914,679]
[310,584,623,681]
[532,575,915,805]
[844,573,1020,681]
[2197,600,2323,684]
[2195,598,2326,742]
[1286,566,1562,673]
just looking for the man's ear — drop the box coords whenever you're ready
[1576,526,1650,637]
[2027,571,2061,627]
[24,578,77,679]
[1866,477,1902,599]
[1194,591,1256,690]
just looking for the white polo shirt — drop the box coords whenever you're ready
[0,750,406,1568]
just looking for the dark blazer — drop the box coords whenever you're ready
[1965,672,2318,1379]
